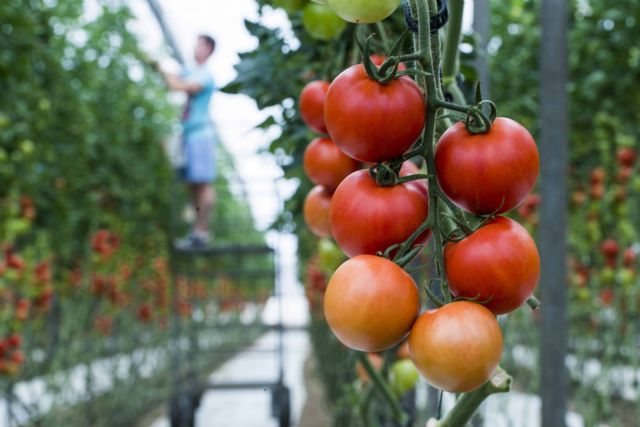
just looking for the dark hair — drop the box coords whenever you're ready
[199,35,216,54]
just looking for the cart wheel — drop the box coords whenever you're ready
[271,385,291,427]
[169,392,197,427]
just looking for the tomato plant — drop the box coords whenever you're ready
[445,216,540,315]
[303,185,333,238]
[324,64,426,163]
[227,0,548,424]
[324,255,420,352]
[329,168,429,257]
[435,117,540,215]
[409,301,503,393]
[303,137,359,192]
[327,0,401,24]
[299,80,330,134]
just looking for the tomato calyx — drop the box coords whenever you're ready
[368,163,430,188]
[435,83,497,134]
[369,162,401,186]
[358,33,401,84]
[356,30,428,85]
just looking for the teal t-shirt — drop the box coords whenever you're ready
[181,65,215,133]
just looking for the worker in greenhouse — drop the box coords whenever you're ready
[158,35,217,249]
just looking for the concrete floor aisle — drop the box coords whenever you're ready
[149,329,309,427]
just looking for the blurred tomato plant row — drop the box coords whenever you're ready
[489,1,640,425]
[0,0,271,425]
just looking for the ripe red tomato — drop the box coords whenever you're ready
[435,117,539,215]
[324,255,420,352]
[600,238,619,259]
[7,334,22,348]
[330,168,429,257]
[303,137,359,192]
[617,147,636,167]
[137,303,153,322]
[617,166,633,183]
[444,217,540,315]
[299,80,330,134]
[599,288,615,306]
[6,254,25,271]
[623,247,636,267]
[324,64,425,163]
[590,167,605,185]
[11,351,24,365]
[409,301,503,393]
[303,185,332,238]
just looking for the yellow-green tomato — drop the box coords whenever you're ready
[317,238,346,274]
[303,3,346,41]
[599,267,616,284]
[327,0,401,23]
[390,359,419,396]
[618,268,635,287]
[273,0,306,14]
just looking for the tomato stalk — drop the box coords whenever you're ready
[407,0,452,305]
[359,385,376,427]
[404,1,515,425]
[527,295,541,310]
[375,21,392,51]
[433,367,512,427]
[358,352,409,425]
[440,0,466,105]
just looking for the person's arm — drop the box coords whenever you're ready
[160,70,203,95]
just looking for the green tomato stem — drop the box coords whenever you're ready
[359,385,375,427]
[409,0,453,304]
[358,352,408,425]
[441,0,466,104]
[527,295,541,310]
[436,367,512,427]
[375,21,391,51]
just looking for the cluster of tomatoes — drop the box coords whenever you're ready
[0,333,24,375]
[91,228,121,260]
[89,233,174,333]
[1,252,55,316]
[299,33,541,395]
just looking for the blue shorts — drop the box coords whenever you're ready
[180,128,217,183]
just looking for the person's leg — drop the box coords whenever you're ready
[190,183,215,236]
